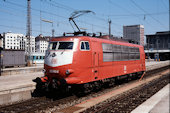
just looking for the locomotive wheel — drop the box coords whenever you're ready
[131,73,138,80]
[73,83,93,97]
[125,75,129,83]
[93,81,102,92]
[73,85,86,97]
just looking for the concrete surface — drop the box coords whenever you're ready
[145,60,169,71]
[131,84,169,113]
[0,72,43,91]
[150,93,169,113]
[1,64,43,76]
[0,72,43,105]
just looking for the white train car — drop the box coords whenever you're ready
[30,52,45,64]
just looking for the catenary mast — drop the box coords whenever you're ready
[26,0,32,66]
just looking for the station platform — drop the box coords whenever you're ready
[131,84,169,113]
[0,60,169,106]
[1,64,43,76]
[145,60,169,71]
[0,72,43,105]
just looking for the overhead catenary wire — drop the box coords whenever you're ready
[45,0,121,27]
[161,0,169,10]
[43,0,118,28]
[3,0,110,33]
[1,0,168,37]
[130,0,167,29]
[44,0,75,12]
[0,8,76,34]
[108,0,166,30]
[0,24,54,34]
[107,11,169,17]
[40,0,122,31]
[1,0,123,35]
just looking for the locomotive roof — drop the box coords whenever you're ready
[50,36,143,48]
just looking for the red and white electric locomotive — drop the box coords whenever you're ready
[33,34,146,94]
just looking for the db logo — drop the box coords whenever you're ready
[51,58,57,64]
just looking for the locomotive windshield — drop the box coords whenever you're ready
[49,42,73,50]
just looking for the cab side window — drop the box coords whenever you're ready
[80,41,90,50]
[85,42,90,50]
[81,42,85,49]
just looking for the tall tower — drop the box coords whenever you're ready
[26,0,32,65]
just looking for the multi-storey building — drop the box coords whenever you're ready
[123,25,144,46]
[0,34,3,48]
[1,32,35,52]
[2,32,25,50]
[35,34,49,53]
[145,31,170,61]
[26,36,35,53]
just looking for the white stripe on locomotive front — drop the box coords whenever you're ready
[44,39,78,67]
[45,51,73,67]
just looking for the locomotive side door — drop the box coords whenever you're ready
[92,41,99,80]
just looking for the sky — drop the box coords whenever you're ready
[0,0,169,38]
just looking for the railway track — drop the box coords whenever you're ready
[83,73,169,113]
[0,94,77,113]
[0,65,169,113]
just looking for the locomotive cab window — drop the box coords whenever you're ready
[58,42,73,49]
[49,41,73,50]
[80,41,90,50]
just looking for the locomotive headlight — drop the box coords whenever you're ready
[66,69,74,75]
[42,69,46,73]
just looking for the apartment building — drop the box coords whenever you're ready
[35,34,49,53]
[1,32,35,52]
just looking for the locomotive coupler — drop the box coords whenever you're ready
[51,78,67,89]
[33,76,48,91]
